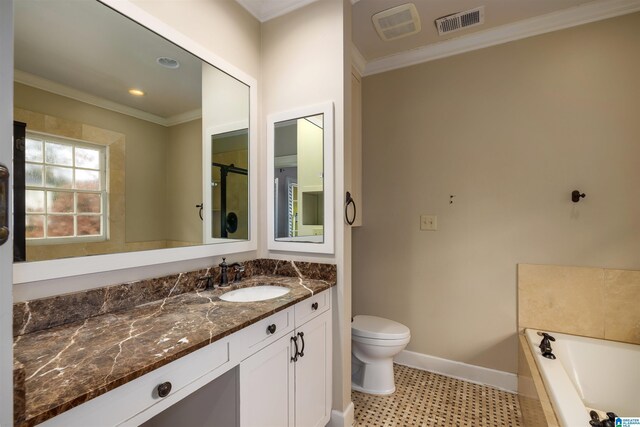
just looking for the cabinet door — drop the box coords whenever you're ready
[239,334,295,427]
[349,68,363,227]
[294,310,332,427]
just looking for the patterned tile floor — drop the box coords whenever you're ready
[352,364,523,426]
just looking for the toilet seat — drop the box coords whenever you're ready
[352,315,410,340]
[352,334,410,347]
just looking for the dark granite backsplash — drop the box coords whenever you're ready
[13,259,336,337]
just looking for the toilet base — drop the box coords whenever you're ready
[350,357,396,395]
[351,382,396,395]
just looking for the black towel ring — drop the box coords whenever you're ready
[196,203,203,220]
[345,191,356,225]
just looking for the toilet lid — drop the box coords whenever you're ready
[352,315,410,340]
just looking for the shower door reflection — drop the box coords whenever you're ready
[210,129,248,240]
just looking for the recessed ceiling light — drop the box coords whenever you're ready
[156,57,180,69]
[128,88,145,96]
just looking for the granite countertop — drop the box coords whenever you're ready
[13,274,335,426]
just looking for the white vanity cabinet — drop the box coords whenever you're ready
[239,291,332,427]
[239,333,296,426]
[293,309,332,427]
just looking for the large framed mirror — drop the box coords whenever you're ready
[267,102,334,254]
[13,0,257,284]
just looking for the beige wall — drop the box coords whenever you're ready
[166,119,203,245]
[261,0,351,416]
[354,12,640,374]
[14,82,169,244]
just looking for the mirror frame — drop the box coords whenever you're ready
[267,102,334,254]
[13,0,258,284]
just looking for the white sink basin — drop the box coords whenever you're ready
[219,285,290,302]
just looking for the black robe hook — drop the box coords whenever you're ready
[571,190,586,203]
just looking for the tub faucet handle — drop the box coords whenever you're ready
[537,332,556,359]
[537,331,555,341]
[590,411,618,427]
[604,413,618,427]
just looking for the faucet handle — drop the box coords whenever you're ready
[537,331,555,341]
[197,275,215,290]
[232,263,245,282]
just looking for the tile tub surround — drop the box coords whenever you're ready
[13,263,336,426]
[518,264,640,344]
[517,335,559,427]
[13,259,337,336]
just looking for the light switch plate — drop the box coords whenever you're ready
[420,215,437,231]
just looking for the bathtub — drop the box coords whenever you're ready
[524,329,640,426]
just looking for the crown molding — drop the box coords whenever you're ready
[165,109,202,126]
[350,43,366,77]
[363,0,640,76]
[14,70,200,127]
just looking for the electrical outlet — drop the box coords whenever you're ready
[420,215,437,231]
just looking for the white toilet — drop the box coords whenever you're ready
[351,315,411,395]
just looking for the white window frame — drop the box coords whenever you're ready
[24,131,108,245]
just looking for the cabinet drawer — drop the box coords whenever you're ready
[238,307,294,357]
[127,338,231,410]
[295,289,330,326]
[41,338,232,427]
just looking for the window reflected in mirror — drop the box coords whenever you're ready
[273,114,324,243]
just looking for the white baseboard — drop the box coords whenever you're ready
[394,350,517,393]
[328,401,355,427]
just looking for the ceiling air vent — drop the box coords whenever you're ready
[372,3,421,42]
[435,6,484,36]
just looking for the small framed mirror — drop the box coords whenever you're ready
[267,102,334,254]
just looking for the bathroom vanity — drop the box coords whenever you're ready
[13,260,335,426]
[6,0,347,425]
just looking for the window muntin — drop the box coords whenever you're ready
[25,134,107,242]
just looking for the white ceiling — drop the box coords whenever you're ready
[14,0,203,123]
[352,0,592,61]
[235,0,319,22]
